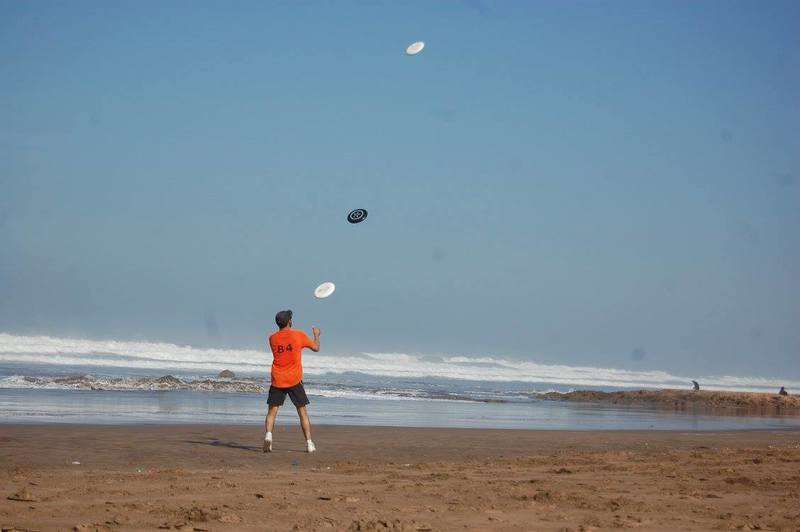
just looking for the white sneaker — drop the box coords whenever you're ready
[263,435,272,453]
[306,440,316,453]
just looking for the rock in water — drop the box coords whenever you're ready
[218,370,235,379]
[156,375,183,385]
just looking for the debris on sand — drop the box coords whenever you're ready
[217,513,242,524]
[7,487,37,502]
[175,505,215,524]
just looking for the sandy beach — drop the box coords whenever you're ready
[2,425,799,531]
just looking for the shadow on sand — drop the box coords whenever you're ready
[185,439,304,453]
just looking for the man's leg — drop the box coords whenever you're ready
[296,405,312,441]
[263,405,279,452]
[296,406,315,452]
[266,405,279,433]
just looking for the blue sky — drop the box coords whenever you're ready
[1,0,798,377]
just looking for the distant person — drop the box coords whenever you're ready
[263,309,321,454]
[692,380,700,391]
[779,387,788,396]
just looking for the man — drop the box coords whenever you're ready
[264,309,321,453]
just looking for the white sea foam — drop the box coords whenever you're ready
[1,333,797,393]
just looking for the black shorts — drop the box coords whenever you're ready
[267,382,309,407]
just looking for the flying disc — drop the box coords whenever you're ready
[314,282,336,299]
[347,208,368,224]
[405,41,425,55]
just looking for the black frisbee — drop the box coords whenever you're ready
[347,208,368,224]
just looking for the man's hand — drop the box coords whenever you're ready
[309,327,321,352]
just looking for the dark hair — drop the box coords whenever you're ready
[275,309,293,329]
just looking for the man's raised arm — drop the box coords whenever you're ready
[308,327,321,352]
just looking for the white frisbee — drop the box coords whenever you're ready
[405,41,425,55]
[314,281,336,299]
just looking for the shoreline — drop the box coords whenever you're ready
[2,424,799,530]
[4,421,800,432]
[4,386,800,432]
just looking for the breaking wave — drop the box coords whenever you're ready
[1,333,797,393]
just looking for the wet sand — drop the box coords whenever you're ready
[1,424,799,531]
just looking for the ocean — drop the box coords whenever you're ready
[2,333,799,430]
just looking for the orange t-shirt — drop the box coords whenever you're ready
[268,328,315,388]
